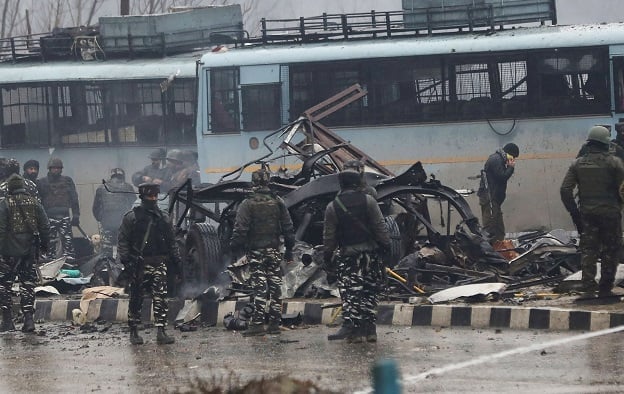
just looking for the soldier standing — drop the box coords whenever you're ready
[0,158,40,200]
[37,157,79,260]
[343,159,377,198]
[92,168,136,258]
[323,169,391,343]
[131,148,166,188]
[0,175,50,332]
[118,183,182,345]
[230,169,295,337]
[22,160,40,184]
[561,126,624,295]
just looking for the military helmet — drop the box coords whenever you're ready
[166,149,184,163]
[5,158,19,175]
[149,148,167,160]
[138,182,160,197]
[338,169,361,189]
[251,168,270,186]
[48,157,63,169]
[110,168,125,178]
[587,125,611,145]
[343,159,364,173]
[7,174,25,192]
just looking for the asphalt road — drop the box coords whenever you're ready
[1,322,624,393]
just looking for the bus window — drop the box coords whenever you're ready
[165,79,196,144]
[56,84,105,145]
[241,84,281,131]
[1,86,50,147]
[613,57,624,113]
[454,61,494,120]
[210,68,239,133]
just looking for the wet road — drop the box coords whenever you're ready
[1,322,624,393]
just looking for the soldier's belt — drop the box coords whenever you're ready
[141,255,167,265]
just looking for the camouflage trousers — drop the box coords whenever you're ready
[479,196,505,242]
[247,248,283,325]
[0,254,37,313]
[336,250,384,329]
[579,212,622,292]
[99,227,118,258]
[128,257,169,327]
[49,217,76,259]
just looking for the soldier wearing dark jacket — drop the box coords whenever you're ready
[230,169,295,337]
[118,183,182,345]
[561,126,624,295]
[323,169,391,343]
[131,148,166,187]
[477,143,519,242]
[0,158,40,201]
[92,168,136,258]
[0,175,50,333]
[37,157,79,259]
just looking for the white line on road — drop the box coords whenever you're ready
[353,325,624,394]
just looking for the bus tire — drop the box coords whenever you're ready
[384,216,402,268]
[184,223,224,285]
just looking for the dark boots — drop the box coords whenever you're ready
[266,322,281,335]
[156,327,175,345]
[328,322,354,340]
[21,312,35,333]
[347,326,365,343]
[129,326,144,345]
[365,322,377,342]
[242,323,266,337]
[0,308,14,332]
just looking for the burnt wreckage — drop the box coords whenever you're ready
[168,85,581,303]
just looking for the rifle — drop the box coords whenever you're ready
[118,217,153,290]
[481,169,494,217]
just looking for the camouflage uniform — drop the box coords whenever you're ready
[118,183,182,345]
[37,158,79,259]
[0,158,40,200]
[323,170,391,343]
[92,169,136,257]
[0,175,50,332]
[561,128,624,295]
[230,170,295,336]
[477,143,519,242]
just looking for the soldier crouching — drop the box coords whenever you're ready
[117,183,182,345]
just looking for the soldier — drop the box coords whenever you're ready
[343,159,377,198]
[323,169,391,343]
[0,158,40,200]
[159,149,188,192]
[22,160,40,183]
[477,143,519,243]
[37,157,79,259]
[92,168,136,258]
[613,122,624,150]
[561,126,624,295]
[230,168,295,337]
[131,148,166,188]
[0,175,50,332]
[117,183,182,345]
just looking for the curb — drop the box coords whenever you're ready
[32,298,624,331]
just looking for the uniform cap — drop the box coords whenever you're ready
[149,148,167,160]
[138,182,160,196]
[251,169,270,186]
[7,174,25,192]
[503,143,520,158]
[48,157,63,169]
[587,126,611,145]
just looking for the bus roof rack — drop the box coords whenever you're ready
[251,0,556,45]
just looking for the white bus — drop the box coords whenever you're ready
[194,14,624,233]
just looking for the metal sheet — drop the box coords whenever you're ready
[427,282,508,303]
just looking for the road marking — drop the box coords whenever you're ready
[353,325,624,394]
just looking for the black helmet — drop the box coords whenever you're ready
[48,157,63,169]
[110,168,125,179]
[251,169,270,186]
[149,148,167,160]
[138,183,160,197]
[6,158,19,175]
[503,143,520,158]
[338,169,361,189]
[7,174,25,192]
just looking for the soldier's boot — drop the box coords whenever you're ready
[242,323,266,337]
[0,308,15,332]
[266,322,281,335]
[21,312,35,333]
[346,325,365,344]
[129,326,144,345]
[365,322,377,343]
[327,322,354,341]
[156,327,175,345]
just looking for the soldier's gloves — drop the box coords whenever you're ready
[71,216,80,226]
[283,248,294,262]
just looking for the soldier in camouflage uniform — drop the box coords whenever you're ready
[118,183,182,345]
[37,157,79,259]
[22,160,39,183]
[0,158,40,200]
[0,175,50,333]
[92,168,137,258]
[343,159,377,198]
[323,169,391,343]
[131,148,166,188]
[561,126,624,296]
[230,168,295,337]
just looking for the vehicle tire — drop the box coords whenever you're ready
[184,223,224,285]
[384,216,402,268]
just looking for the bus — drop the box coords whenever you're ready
[0,52,200,235]
[194,13,624,234]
